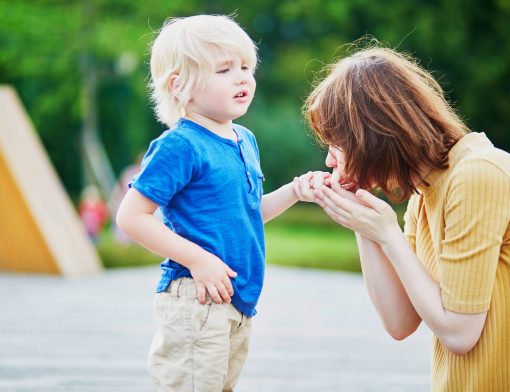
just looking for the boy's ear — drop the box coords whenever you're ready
[168,74,180,94]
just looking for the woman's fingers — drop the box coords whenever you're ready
[318,185,359,213]
[330,176,342,191]
[317,199,353,229]
[355,189,387,213]
[329,169,341,187]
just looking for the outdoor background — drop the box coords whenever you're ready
[1,0,509,272]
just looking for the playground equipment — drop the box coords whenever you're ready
[0,85,102,276]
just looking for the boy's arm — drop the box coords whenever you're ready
[261,171,330,223]
[116,188,237,304]
[261,183,298,223]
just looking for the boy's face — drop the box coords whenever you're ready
[186,52,256,124]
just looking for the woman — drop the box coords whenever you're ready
[305,46,510,391]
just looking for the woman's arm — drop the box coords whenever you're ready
[315,183,487,354]
[356,233,422,339]
[379,226,487,354]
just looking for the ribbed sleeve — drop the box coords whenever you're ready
[440,158,509,313]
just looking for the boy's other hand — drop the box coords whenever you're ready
[189,253,237,305]
[293,171,331,202]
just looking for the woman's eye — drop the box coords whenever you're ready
[217,68,230,74]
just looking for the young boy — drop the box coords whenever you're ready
[116,15,323,392]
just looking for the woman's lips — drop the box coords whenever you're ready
[331,170,359,192]
[340,179,359,192]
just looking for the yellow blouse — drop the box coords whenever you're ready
[404,132,510,391]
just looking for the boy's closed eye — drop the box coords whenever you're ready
[216,65,251,74]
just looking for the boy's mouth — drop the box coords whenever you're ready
[234,90,248,99]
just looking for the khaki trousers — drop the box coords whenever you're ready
[148,278,252,392]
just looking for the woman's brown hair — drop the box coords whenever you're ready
[304,46,468,202]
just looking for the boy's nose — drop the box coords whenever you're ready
[235,74,247,85]
[234,68,250,84]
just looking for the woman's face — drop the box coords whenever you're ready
[325,145,359,192]
[325,146,345,184]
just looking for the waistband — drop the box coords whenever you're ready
[166,277,197,299]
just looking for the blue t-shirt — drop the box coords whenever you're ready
[130,118,265,316]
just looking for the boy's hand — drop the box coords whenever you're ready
[293,171,331,202]
[189,253,237,305]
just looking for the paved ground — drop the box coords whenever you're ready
[0,265,432,391]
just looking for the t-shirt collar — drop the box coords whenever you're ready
[178,118,241,146]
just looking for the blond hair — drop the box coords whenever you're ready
[304,46,468,202]
[149,14,258,128]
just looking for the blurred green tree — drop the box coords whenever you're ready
[0,0,509,197]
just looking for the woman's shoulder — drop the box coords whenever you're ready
[445,149,510,207]
[451,132,510,178]
[451,147,510,182]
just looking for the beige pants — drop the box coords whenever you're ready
[148,277,252,392]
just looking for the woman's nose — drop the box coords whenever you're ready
[325,151,336,168]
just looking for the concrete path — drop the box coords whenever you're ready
[0,266,431,391]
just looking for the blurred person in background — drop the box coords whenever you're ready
[79,184,109,243]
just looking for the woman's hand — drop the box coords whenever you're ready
[314,180,401,245]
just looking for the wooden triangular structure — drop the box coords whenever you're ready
[0,85,102,276]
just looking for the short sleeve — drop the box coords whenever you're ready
[403,194,418,252]
[440,159,510,313]
[130,133,196,206]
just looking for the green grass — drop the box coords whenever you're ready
[265,224,360,272]
[97,204,361,272]
[97,232,162,269]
